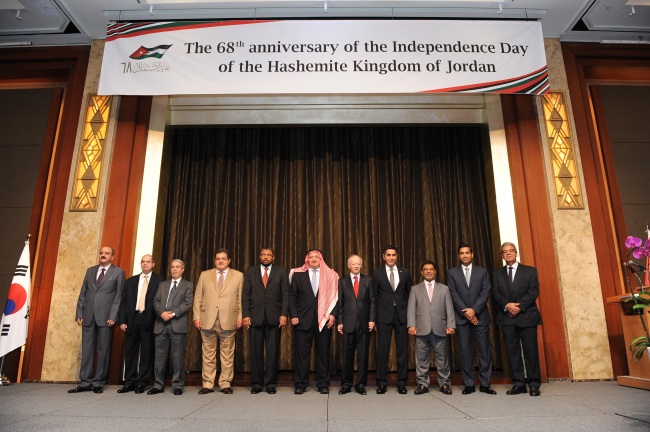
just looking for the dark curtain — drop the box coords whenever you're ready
[161,125,499,375]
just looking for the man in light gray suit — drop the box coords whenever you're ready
[408,260,455,395]
[148,259,193,396]
[69,246,125,394]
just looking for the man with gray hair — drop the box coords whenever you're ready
[337,254,375,395]
[148,259,193,395]
[493,242,543,397]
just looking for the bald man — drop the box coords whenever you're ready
[117,254,164,394]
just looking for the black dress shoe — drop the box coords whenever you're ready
[134,386,145,394]
[221,387,233,394]
[376,385,387,394]
[173,388,183,395]
[414,384,429,395]
[294,387,305,395]
[267,387,276,394]
[318,386,329,394]
[440,384,452,395]
[506,386,527,395]
[117,385,135,394]
[92,387,103,394]
[68,386,92,393]
[479,386,497,395]
[529,387,540,396]
[251,386,262,394]
[198,387,214,395]
[147,388,163,395]
[355,385,367,395]
[462,386,475,394]
[397,385,407,394]
[338,386,351,395]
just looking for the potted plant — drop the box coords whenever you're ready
[624,235,650,362]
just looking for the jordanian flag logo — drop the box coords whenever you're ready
[129,44,172,60]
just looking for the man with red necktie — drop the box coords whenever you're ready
[337,254,375,395]
[242,247,289,394]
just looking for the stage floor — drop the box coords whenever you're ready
[1,380,648,431]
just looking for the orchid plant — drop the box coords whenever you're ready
[624,235,650,362]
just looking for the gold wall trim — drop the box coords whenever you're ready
[70,95,112,211]
[542,91,584,209]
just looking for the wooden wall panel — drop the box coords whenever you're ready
[501,94,571,379]
[99,96,153,384]
[562,42,650,378]
[0,47,91,381]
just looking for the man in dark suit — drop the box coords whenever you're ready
[372,244,411,395]
[117,254,163,394]
[337,254,375,395]
[69,246,125,394]
[493,242,543,397]
[289,249,338,395]
[242,247,289,394]
[148,259,193,396]
[447,242,496,395]
[408,260,456,395]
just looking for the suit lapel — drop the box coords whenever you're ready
[378,268,390,288]
[431,282,442,304]
[257,266,266,286]
[455,266,468,289]
[304,271,317,299]
[208,270,218,293]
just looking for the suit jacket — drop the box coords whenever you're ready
[193,267,244,331]
[447,264,492,326]
[153,278,193,334]
[75,264,125,327]
[492,263,543,327]
[242,264,289,326]
[289,271,336,331]
[337,274,375,333]
[118,272,164,332]
[407,281,456,337]
[372,266,412,325]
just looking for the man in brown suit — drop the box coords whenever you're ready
[193,248,244,394]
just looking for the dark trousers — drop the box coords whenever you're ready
[249,321,281,388]
[376,308,408,386]
[80,318,113,388]
[502,325,541,388]
[341,324,371,387]
[123,313,154,387]
[293,323,332,389]
[153,324,186,390]
[456,323,493,387]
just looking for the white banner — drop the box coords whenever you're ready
[99,20,548,96]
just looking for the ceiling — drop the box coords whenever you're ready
[0,0,649,47]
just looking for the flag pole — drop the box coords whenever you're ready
[0,355,12,386]
[16,234,31,384]
[16,345,25,384]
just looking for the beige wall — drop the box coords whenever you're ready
[535,38,612,380]
[40,38,614,381]
[41,40,119,381]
